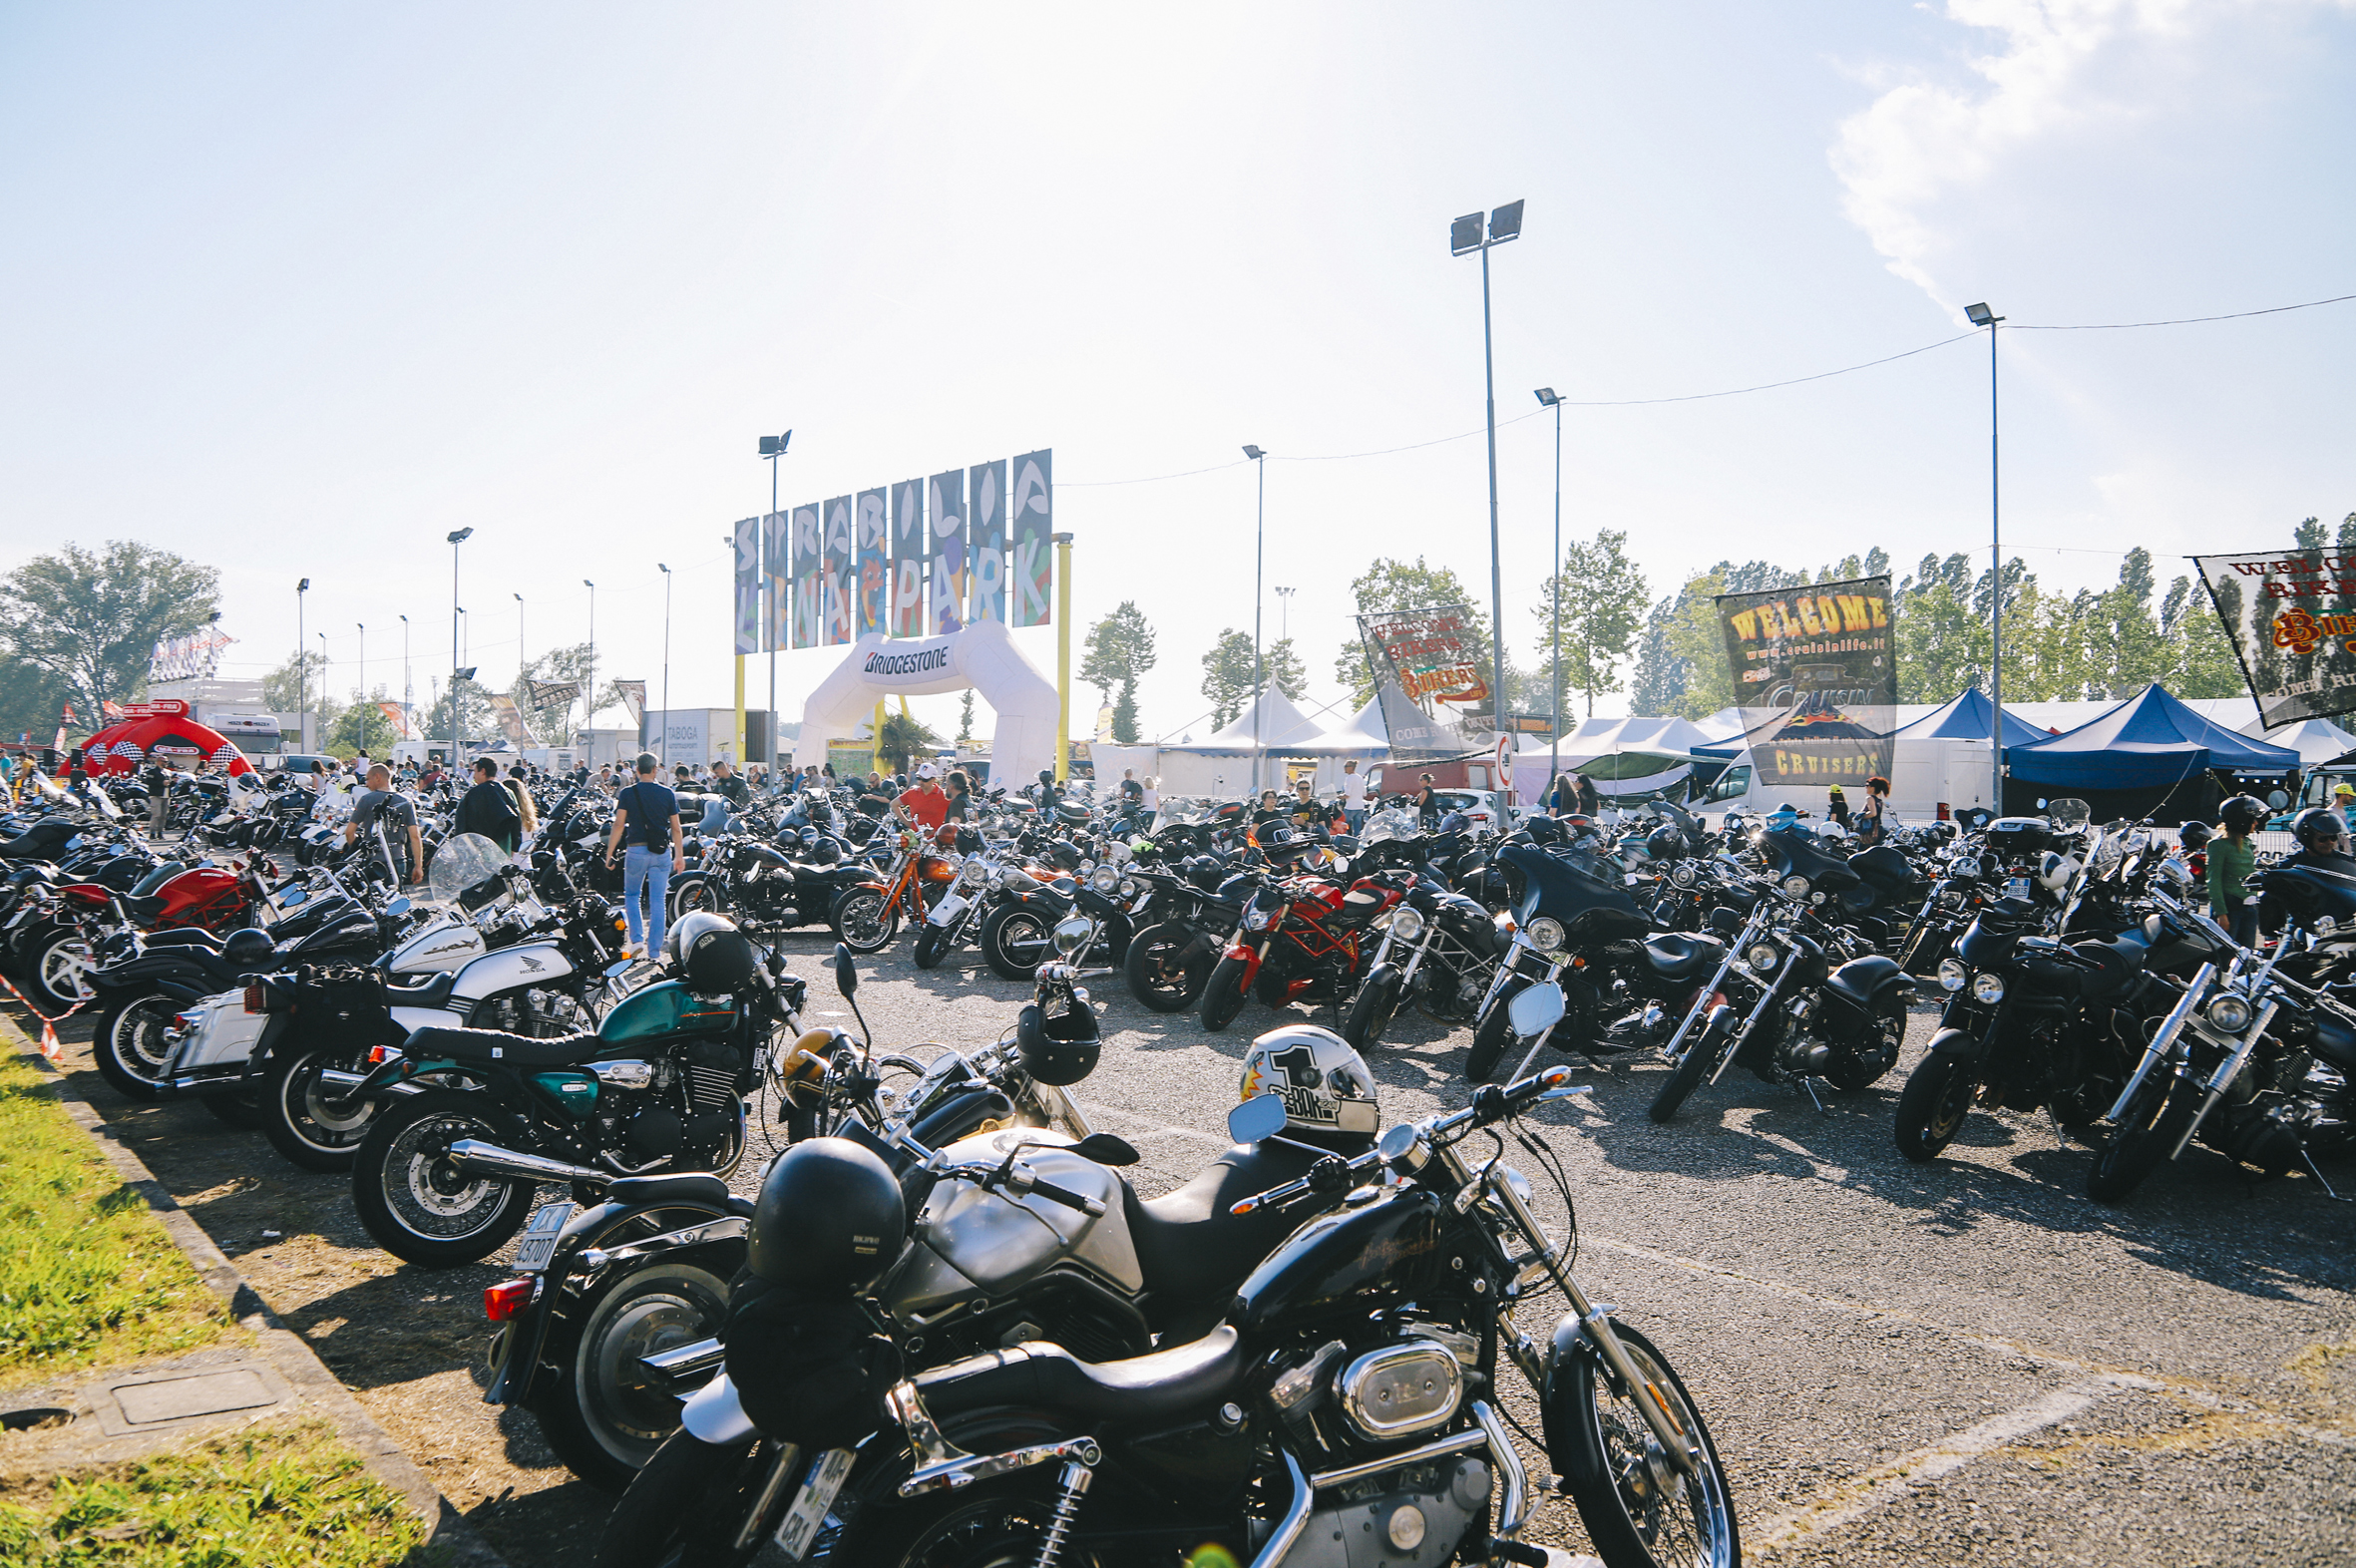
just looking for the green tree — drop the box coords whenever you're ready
[1203,629,1306,729]
[958,690,976,743]
[0,543,219,718]
[1531,530,1648,721]
[1330,557,1508,711]
[0,656,63,743]
[330,687,402,756]
[1079,602,1158,744]
[877,710,941,774]
[421,674,493,751]
[260,650,343,748]
[513,642,596,743]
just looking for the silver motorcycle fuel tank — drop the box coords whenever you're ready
[880,1128,1143,1323]
[385,918,487,975]
[450,943,577,1006]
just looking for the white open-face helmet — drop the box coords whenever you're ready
[1239,1025,1379,1150]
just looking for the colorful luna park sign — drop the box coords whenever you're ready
[730,449,1054,656]
[2193,549,2356,728]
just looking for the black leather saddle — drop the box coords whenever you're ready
[1640,932,1726,981]
[401,1022,600,1066]
[915,1325,1247,1428]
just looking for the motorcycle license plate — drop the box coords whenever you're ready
[774,1446,856,1560]
[513,1202,579,1273]
[2005,877,2031,901]
[928,893,968,926]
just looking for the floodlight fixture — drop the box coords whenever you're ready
[447,527,474,545]
[1487,199,1524,244]
[1965,302,2001,326]
[759,430,792,458]
[1449,213,1484,255]
[1242,445,1264,460]
[1534,387,1559,407]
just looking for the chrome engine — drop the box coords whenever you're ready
[1282,1456,1491,1568]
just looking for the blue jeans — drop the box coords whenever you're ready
[623,845,672,954]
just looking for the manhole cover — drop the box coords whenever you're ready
[110,1369,279,1425]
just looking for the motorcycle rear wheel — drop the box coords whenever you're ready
[980,906,1051,982]
[830,1467,1070,1568]
[352,1089,535,1268]
[536,1258,733,1492]
[589,1427,772,1568]
[263,1046,379,1173]
[2087,1072,2198,1203]
[832,888,901,956]
[1552,1320,1741,1568]
[1123,924,1208,1013]
[1198,955,1250,1032]
[93,992,179,1102]
[1820,1003,1905,1092]
[1893,1053,1980,1163]
[201,1085,267,1129]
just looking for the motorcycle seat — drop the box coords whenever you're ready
[147,927,226,950]
[401,1022,600,1066]
[1640,933,1726,981]
[604,1172,750,1214]
[1122,1142,1322,1327]
[914,1324,1247,1429]
[119,893,168,926]
[2068,936,2149,998]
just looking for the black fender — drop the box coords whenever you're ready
[1825,954,1914,1016]
[1923,1023,1981,1063]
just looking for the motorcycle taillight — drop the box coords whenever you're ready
[243,982,264,1013]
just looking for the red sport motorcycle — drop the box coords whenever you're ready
[1198,856,1412,1031]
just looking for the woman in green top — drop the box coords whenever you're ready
[2207,795,2265,947]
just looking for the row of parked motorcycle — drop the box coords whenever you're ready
[0,764,1740,1568]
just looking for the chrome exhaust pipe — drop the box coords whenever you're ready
[447,1138,608,1187]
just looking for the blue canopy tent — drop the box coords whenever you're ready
[2003,684,2298,821]
[1889,687,2045,747]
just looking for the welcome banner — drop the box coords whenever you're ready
[1716,575,1895,784]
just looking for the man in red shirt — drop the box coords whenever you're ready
[895,762,950,831]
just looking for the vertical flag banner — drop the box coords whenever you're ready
[968,459,1008,624]
[822,497,854,645]
[890,479,926,636]
[929,469,968,635]
[1715,576,1895,783]
[2192,548,2356,728]
[762,512,788,651]
[791,505,822,648]
[855,489,889,637]
[1357,607,1490,757]
[732,517,761,654]
[1009,449,1053,627]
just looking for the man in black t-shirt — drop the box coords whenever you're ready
[345,764,424,884]
[454,757,523,852]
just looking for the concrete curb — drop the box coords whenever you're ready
[6,1022,508,1567]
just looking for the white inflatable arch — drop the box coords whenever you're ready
[793,619,1059,783]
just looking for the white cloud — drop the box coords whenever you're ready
[1829,1,2324,311]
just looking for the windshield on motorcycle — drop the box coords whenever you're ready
[426,832,511,907]
[1361,805,1421,845]
[1497,842,1648,940]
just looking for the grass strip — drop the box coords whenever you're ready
[0,1048,230,1382]
[0,1421,436,1566]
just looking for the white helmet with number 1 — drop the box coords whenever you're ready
[1239,1025,1379,1152]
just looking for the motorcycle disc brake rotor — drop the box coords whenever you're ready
[396,1117,507,1232]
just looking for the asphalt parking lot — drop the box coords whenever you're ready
[24,930,2355,1566]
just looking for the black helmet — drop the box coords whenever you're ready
[1184,854,1225,894]
[1038,768,1055,786]
[2177,820,2213,852]
[2292,807,2349,852]
[745,1137,906,1291]
[1524,816,1565,845]
[664,911,758,991]
[805,837,842,866]
[222,928,273,969]
[1014,994,1101,1086]
[1646,824,1686,862]
[2218,795,2268,835]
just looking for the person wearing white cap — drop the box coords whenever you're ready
[895,762,949,831]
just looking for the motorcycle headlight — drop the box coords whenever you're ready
[1937,958,1970,991]
[1954,856,1983,880]
[1090,865,1119,894]
[1389,906,1426,944]
[1781,875,1809,898]
[1243,904,1275,932]
[1671,863,1697,888]
[1747,943,1779,972]
[2204,990,2253,1033]
[1119,878,1137,899]
[1971,972,2006,1004]
[1525,916,1566,954]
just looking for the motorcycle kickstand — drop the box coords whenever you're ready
[2300,1149,2349,1201]
[1797,1076,1828,1114]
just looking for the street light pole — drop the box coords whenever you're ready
[295,579,309,753]
[448,528,474,768]
[583,581,595,744]
[760,432,791,771]
[658,563,672,766]
[1535,387,1563,791]
[1966,302,2005,814]
[399,614,410,741]
[1451,201,1523,744]
[1275,587,1295,646]
[515,592,526,681]
[356,623,365,750]
[1242,446,1267,793]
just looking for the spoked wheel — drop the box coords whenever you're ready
[2088,1071,2198,1203]
[832,888,902,956]
[93,992,181,1101]
[536,1259,733,1493]
[1123,925,1208,1013]
[263,1047,380,1173]
[980,907,1052,982]
[351,1089,535,1268]
[832,1470,1074,1568]
[1551,1320,1741,1568]
[1893,1052,1981,1163]
[667,876,721,922]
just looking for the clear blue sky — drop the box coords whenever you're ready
[4,2,2350,740]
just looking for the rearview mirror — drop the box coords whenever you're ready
[1507,980,1568,1037]
[1228,1092,1288,1145]
[832,942,858,997]
[1071,1133,1142,1166]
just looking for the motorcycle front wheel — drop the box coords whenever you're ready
[913,922,955,970]
[1124,924,1208,1013]
[980,906,1051,982]
[1551,1320,1741,1568]
[667,875,721,922]
[2087,1072,2199,1203]
[1198,955,1251,1032]
[1893,1052,1980,1163]
[1340,966,1403,1048]
[1464,980,1530,1082]
[262,1046,379,1173]
[93,992,179,1101]
[1648,1014,1734,1124]
[589,1427,773,1568]
[29,929,98,1014]
[352,1088,535,1268]
[832,887,902,956]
